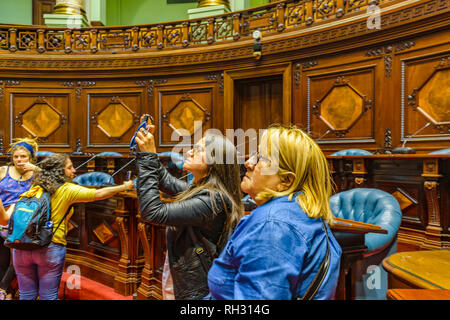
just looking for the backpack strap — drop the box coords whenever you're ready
[51,204,74,237]
[296,219,331,300]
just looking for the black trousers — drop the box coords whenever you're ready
[0,238,15,292]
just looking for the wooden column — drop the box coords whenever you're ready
[352,158,368,188]
[136,222,163,300]
[421,158,443,249]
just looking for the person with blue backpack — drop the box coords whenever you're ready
[6,153,133,300]
[0,138,39,300]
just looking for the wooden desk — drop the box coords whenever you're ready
[387,289,450,300]
[382,250,450,291]
[331,218,387,300]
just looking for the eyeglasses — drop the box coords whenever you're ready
[248,152,271,166]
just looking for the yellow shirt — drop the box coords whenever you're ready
[51,182,96,246]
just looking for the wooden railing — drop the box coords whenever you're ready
[0,0,392,54]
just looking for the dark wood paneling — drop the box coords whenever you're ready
[156,83,215,147]
[9,90,72,148]
[234,75,283,132]
[87,92,143,148]
[308,67,375,142]
[32,0,56,26]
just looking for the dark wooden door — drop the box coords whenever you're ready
[234,75,283,132]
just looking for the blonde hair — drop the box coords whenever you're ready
[8,137,39,164]
[255,124,335,225]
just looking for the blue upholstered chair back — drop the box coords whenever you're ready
[157,151,193,184]
[157,151,184,170]
[330,149,373,156]
[330,188,402,299]
[36,151,55,157]
[429,148,450,155]
[73,172,114,186]
[96,151,123,157]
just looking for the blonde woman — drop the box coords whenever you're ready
[0,138,39,300]
[208,124,342,300]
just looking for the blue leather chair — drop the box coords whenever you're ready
[97,151,123,157]
[330,188,402,300]
[330,149,373,156]
[36,151,55,157]
[429,148,450,155]
[73,172,115,186]
[157,151,193,184]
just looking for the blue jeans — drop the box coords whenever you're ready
[12,243,66,300]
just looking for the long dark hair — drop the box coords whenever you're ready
[33,153,69,194]
[176,133,244,234]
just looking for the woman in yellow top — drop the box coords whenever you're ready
[11,153,133,300]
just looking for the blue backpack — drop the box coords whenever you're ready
[4,186,67,250]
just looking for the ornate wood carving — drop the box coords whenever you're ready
[294,60,318,89]
[205,72,224,96]
[365,40,415,77]
[60,80,96,102]
[0,79,21,101]
[0,1,444,69]
[134,78,168,101]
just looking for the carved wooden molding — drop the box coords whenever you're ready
[60,80,96,102]
[365,40,415,77]
[205,72,224,95]
[423,181,443,233]
[134,78,168,101]
[0,1,445,70]
[0,79,20,101]
[294,60,318,89]
[115,216,130,266]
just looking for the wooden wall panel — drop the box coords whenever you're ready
[32,0,56,26]
[87,91,143,148]
[308,67,375,143]
[403,55,450,145]
[155,81,216,148]
[9,90,72,148]
[234,75,283,132]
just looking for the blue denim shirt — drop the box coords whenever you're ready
[208,194,342,300]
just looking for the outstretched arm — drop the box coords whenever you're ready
[93,180,134,201]
[0,166,7,181]
[0,200,14,226]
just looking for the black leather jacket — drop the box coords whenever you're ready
[136,152,229,300]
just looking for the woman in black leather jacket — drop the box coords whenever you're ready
[135,125,243,300]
